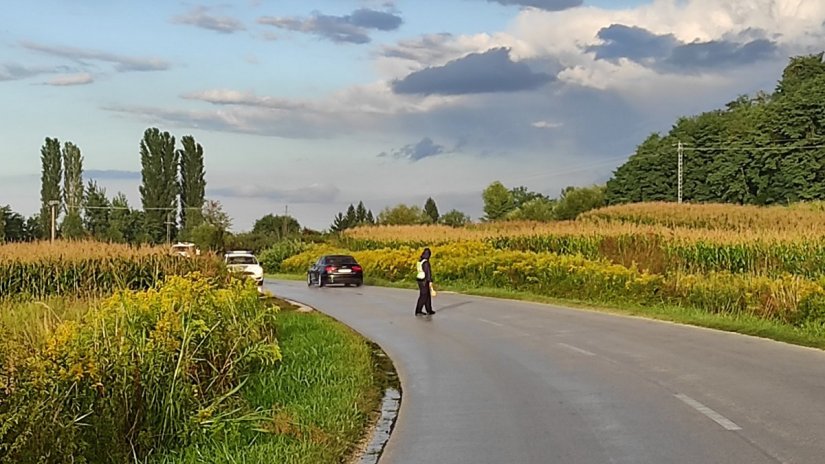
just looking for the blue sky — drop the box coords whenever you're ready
[2,0,824,230]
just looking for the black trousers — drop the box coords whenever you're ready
[415,279,433,314]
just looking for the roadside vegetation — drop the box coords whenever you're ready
[0,242,385,463]
[269,201,825,350]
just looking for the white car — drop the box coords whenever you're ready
[224,251,264,290]
[171,242,200,258]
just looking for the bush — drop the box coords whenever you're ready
[0,275,281,463]
[258,240,308,273]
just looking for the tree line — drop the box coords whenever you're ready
[1,128,208,245]
[606,53,825,205]
[327,182,607,231]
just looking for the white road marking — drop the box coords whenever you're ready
[675,394,742,431]
[479,318,505,327]
[557,343,596,356]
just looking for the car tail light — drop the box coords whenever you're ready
[352,265,362,272]
[325,265,336,273]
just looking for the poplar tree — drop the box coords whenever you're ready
[61,142,85,238]
[178,135,206,233]
[39,138,62,238]
[139,128,178,243]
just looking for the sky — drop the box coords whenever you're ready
[2,0,825,231]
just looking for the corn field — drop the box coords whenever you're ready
[341,203,825,277]
[579,201,825,232]
[0,241,225,300]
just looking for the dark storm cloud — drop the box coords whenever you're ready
[487,0,582,11]
[665,39,778,70]
[349,8,403,31]
[379,137,447,161]
[258,8,402,44]
[391,48,554,95]
[587,24,679,62]
[589,24,778,71]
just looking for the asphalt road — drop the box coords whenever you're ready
[265,280,825,464]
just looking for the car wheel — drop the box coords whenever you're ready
[307,273,313,286]
[355,280,363,287]
[318,274,325,287]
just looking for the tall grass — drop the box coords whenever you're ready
[0,240,225,300]
[579,201,825,232]
[0,275,281,463]
[153,309,381,464]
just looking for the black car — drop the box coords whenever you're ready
[307,255,364,287]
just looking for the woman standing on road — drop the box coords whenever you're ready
[415,248,436,316]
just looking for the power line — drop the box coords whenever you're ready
[682,144,825,151]
[78,206,204,211]
[499,141,825,196]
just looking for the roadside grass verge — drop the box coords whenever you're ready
[154,301,383,464]
[269,274,825,351]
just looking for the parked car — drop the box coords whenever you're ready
[170,242,200,258]
[224,250,264,290]
[307,254,363,287]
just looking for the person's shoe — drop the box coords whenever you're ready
[426,311,435,315]
[415,312,424,316]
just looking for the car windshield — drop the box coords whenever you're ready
[227,256,257,265]
[326,256,357,266]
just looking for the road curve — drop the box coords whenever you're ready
[265,280,825,464]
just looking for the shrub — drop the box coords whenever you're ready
[258,240,308,273]
[0,275,281,463]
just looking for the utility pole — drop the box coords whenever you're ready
[48,200,60,242]
[282,205,288,239]
[164,210,175,246]
[677,141,684,204]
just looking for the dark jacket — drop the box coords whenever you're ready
[418,248,433,283]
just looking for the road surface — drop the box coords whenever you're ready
[266,280,825,464]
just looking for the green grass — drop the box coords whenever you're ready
[153,305,382,464]
[272,273,825,351]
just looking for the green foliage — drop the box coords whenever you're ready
[424,197,439,223]
[508,197,556,221]
[776,53,825,95]
[258,240,307,273]
[510,186,548,208]
[225,232,281,254]
[106,193,145,244]
[60,212,85,239]
[178,135,206,232]
[482,181,515,221]
[24,215,42,242]
[62,141,84,218]
[39,137,62,239]
[377,203,430,225]
[0,248,223,301]
[252,214,300,239]
[0,275,281,463]
[606,53,825,206]
[553,185,606,220]
[439,209,471,227]
[152,309,378,464]
[329,202,374,232]
[83,181,110,240]
[140,128,179,243]
[60,142,87,242]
